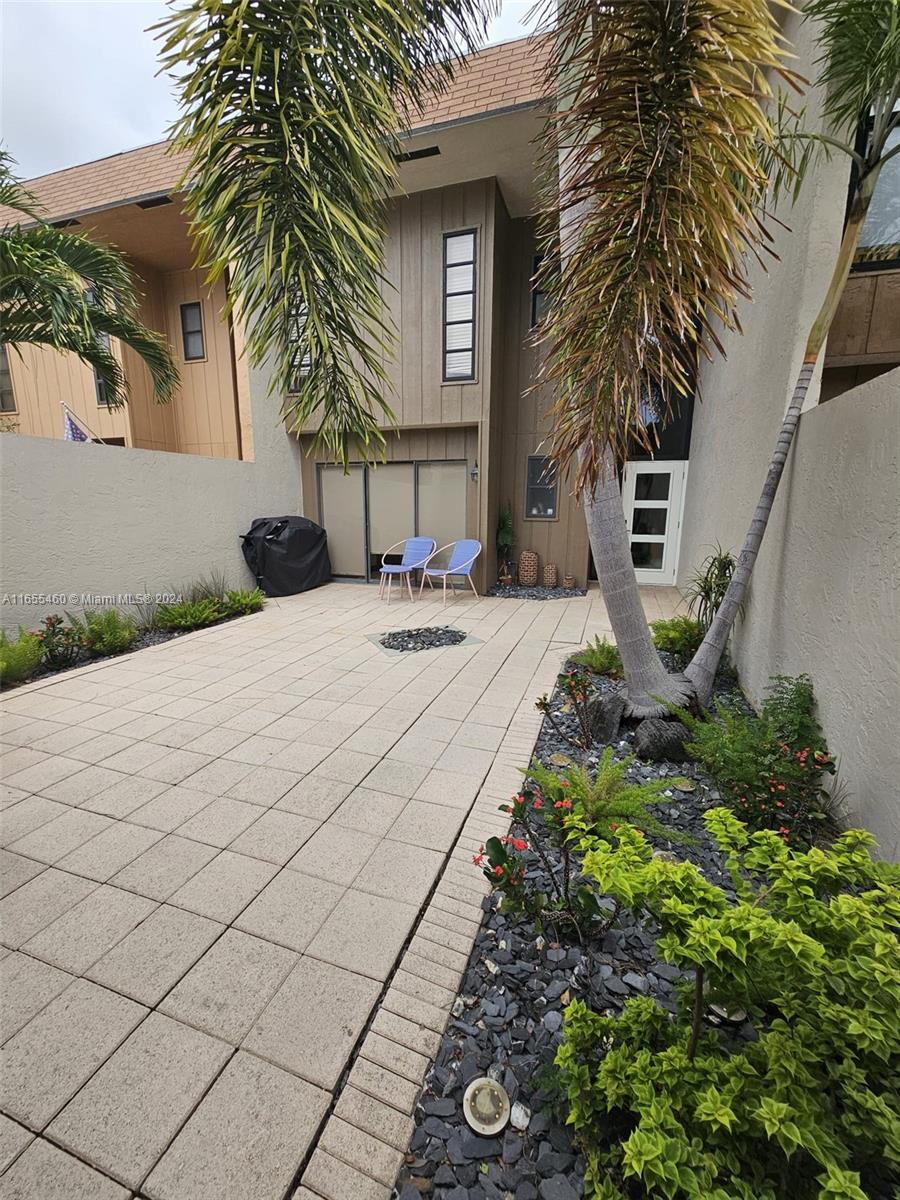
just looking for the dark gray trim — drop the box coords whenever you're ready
[442,229,477,383]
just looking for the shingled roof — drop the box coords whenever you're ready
[2,35,546,226]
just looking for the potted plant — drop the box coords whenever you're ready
[497,502,515,586]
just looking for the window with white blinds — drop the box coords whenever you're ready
[443,230,476,381]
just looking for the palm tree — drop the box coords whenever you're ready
[534,0,791,714]
[157,0,496,468]
[0,154,178,408]
[685,0,900,704]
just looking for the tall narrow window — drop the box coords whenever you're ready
[443,230,476,381]
[531,254,549,327]
[94,332,113,408]
[525,455,558,519]
[0,345,16,413]
[180,301,205,361]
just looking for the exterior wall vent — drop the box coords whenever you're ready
[395,145,441,163]
[136,195,173,209]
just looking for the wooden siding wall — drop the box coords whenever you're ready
[7,343,130,443]
[161,270,240,459]
[498,218,590,586]
[124,262,180,452]
[5,265,241,459]
[826,269,900,366]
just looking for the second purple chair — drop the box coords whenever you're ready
[419,539,482,604]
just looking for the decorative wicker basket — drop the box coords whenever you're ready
[518,549,539,588]
[543,563,558,588]
[563,573,576,590]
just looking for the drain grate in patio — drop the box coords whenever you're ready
[379,626,467,653]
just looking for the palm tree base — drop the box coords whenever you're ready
[620,671,697,720]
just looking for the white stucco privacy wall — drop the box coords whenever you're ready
[677,11,899,852]
[0,363,302,631]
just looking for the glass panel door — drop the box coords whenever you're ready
[367,463,415,575]
[318,464,367,577]
[621,461,688,585]
[416,461,468,560]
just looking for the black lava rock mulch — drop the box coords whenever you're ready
[380,626,468,653]
[395,655,747,1200]
[486,585,588,600]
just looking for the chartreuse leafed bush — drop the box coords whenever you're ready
[0,629,43,685]
[69,609,138,656]
[679,674,836,845]
[650,615,704,669]
[555,811,900,1200]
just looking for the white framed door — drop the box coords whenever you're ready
[621,461,688,586]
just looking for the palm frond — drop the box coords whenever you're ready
[805,0,900,157]
[0,155,178,403]
[156,0,496,468]
[531,0,796,491]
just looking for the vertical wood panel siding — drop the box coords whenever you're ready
[497,218,589,586]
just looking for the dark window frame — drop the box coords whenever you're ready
[442,228,477,383]
[524,453,559,521]
[93,331,113,408]
[180,301,206,361]
[0,344,17,413]
[849,113,900,273]
[530,253,548,328]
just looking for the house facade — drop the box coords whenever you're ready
[1,25,897,841]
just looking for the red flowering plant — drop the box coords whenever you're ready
[680,675,838,845]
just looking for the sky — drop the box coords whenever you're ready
[0,0,542,181]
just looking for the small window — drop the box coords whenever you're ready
[94,332,113,408]
[443,230,476,381]
[0,345,16,413]
[525,455,558,519]
[531,254,549,327]
[288,300,312,392]
[180,302,205,360]
[852,116,900,269]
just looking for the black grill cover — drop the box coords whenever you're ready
[240,516,332,597]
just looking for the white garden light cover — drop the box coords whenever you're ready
[463,1076,511,1136]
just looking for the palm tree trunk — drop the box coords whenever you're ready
[685,173,877,705]
[584,447,694,716]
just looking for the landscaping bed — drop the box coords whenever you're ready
[380,626,468,653]
[397,659,731,1200]
[394,652,887,1200]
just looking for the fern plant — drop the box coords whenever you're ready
[571,636,623,678]
[528,750,675,842]
[156,598,223,631]
[650,615,704,669]
[69,609,138,656]
[221,587,264,617]
[0,628,43,685]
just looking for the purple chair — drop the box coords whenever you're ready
[419,540,482,604]
[378,537,436,603]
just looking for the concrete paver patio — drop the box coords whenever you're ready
[0,582,680,1199]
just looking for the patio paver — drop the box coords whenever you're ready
[0,582,680,1197]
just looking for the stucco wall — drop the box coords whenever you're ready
[678,11,899,851]
[0,361,301,631]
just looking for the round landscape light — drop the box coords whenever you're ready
[463,1076,511,1136]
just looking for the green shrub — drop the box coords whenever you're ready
[572,636,623,678]
[555,813,900,1200]
[650,615,704,669]
[685,543,740,631]
[527,750,675,841]
[0,629,43,684]
[221,587,264,617]
[680,674,836,844]
[70,609,138,656]
[156,598,223,631]
[36,614,84,669]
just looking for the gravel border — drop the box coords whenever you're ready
[486,586,588,601]
[395,657,745,1200]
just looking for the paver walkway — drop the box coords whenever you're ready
[0,583,680,1200]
